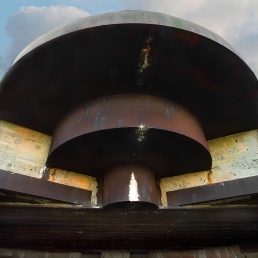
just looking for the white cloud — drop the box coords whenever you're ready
[123,0,258,77]
[0,5,89,79]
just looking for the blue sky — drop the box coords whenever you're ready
[1,0,258,80]
[0,0,122,55]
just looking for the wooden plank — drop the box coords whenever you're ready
[0,205,258,251]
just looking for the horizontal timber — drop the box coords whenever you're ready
[0,205,258,251]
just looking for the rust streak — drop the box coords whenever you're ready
[207,170,212,184]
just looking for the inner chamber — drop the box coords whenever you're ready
[47,94,211,209]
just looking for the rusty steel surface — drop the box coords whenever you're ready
[103,164,158,209]
[166,175,258,206]
[47,95,211,177]
[12,11,241,63]
[0,205,258,251]
[0,169,92,205]
[0,11,257,140]
[49,95,209,153]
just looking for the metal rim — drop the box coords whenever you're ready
[13,10,241,65]
[47,94,211,177]
[49,94,209,155]
[1,10,257,140]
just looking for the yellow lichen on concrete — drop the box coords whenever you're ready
[160,130,258,206]
[0,120,51,177]
[0,120,98,205]
[48,168,98,205]
[1,119,258,207]
[160,170,209,206]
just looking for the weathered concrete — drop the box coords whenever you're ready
[1,119,258,207]
[0,249,85,257]
[102,253,130,258]
[0,120,50,177]
[160,130,258,206]
[0,120,98,205]
[148,246,258,258]
[0,247,258,258]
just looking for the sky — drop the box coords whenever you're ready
[0,0,258,80]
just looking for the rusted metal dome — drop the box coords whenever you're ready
[0,10,257,140]
[47,94,211,178]
[0,11,257,208]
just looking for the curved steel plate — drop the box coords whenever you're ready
[47,128,211,177]
[13,10,241,64]
[0,11,257,140]
[103,164,159,210]
[47,95,211,177]
[49,95,209,154]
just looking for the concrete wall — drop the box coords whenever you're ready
[0,119,258,206]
